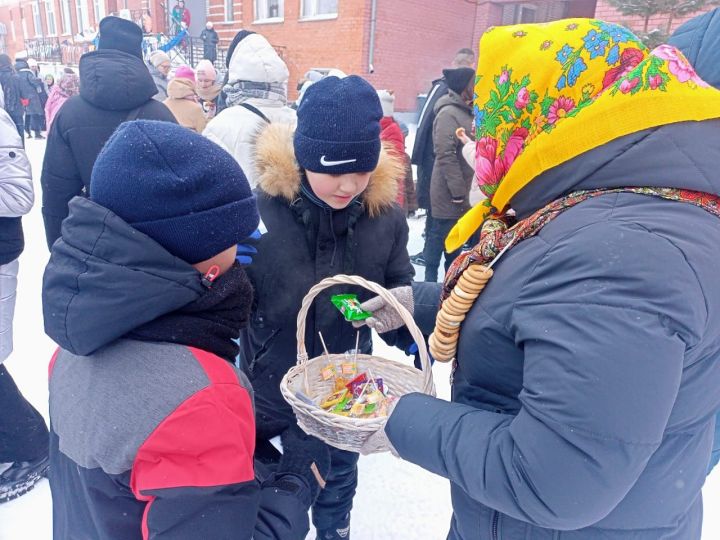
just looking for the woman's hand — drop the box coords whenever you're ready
[351,286,413,334]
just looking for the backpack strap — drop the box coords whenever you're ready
[124,105,145,122]
[239,102,271,124]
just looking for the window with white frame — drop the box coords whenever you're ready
[45,0,57,36]
[32,2,43,36]
[76,0,88,32]
[255,0,283,21]
[224,0,234,22]
[301,0,337,19]
[93,0,105,25]
[60,0,72,34]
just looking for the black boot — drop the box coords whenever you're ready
[0,455,49,503]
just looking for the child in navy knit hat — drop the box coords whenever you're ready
[239,75,414,540]
[43,120,331,540]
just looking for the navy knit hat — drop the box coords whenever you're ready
[294,75,382,174]
[90,121,259,264]
[98,16,143,59]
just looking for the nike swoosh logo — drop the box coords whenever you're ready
[320,155,358,167]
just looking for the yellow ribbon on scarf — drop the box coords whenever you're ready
[446,18,720,252]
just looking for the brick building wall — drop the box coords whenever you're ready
[205,0,370,104]
[594,0,713,36]
[361,0,478,112]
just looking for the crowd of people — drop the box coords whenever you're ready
[0,8,719,540]
[0,55,80,144]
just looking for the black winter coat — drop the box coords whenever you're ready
[411,78,448,210]
[239,124,414,438]
[201,28,219,63]
[0,66,24,122]
[40,49,176,249]
[15,61,44,116]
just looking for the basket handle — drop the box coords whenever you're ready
[296,274,433,395]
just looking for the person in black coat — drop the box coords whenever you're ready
[0,55,25,142]
[240,77,413,540]
[201,21,219,64]
[15,59,45,139]
[410,48,474,265]
[40,16,176,250]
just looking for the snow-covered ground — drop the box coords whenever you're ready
[0,139,718,539]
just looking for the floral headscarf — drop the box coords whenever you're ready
[446,18,720,252]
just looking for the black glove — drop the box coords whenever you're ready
[277,426,331,505]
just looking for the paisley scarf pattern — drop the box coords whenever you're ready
[442,187,720,301]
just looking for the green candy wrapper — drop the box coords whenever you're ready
[331,294,373,322]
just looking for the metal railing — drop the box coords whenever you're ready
[24,37,90,65]
[25,33,227,71]
[24,37,62,63]
[168,35,227,70]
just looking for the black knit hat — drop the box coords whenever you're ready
[90,121,259,264]
[98,16,143,58]
[294,75,382,174]
[0,54,11,69]
[443,67,475,94]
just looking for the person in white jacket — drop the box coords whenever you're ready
[203,31,296,187]
[0,86,49,503]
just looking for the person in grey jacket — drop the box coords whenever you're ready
[423,67,475,282]
[356,20,720,540]
[669,6,720,475]
[0,85,48,503]
[148,50,170,101]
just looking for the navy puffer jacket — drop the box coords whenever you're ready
[387,120,720,539]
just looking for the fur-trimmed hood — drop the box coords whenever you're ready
[254,122,404,217]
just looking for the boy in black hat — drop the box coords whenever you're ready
[240,75,414,540]
[44,121,329,539]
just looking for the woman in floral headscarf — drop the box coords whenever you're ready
[356,19,720,539]
[44,69,79,133]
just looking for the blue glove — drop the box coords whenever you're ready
[236,229,262,265]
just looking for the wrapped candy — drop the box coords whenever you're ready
[331,294,373,322]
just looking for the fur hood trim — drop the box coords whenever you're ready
[255,123,404,216]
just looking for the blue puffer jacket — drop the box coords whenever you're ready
[386,120,720,539]
[669,8,720,475]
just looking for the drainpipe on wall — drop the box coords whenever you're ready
[368,0,377,73]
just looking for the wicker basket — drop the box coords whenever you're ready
[280,274,435,453]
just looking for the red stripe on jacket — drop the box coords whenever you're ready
[48,348,60,378]
[130,347,256,539]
